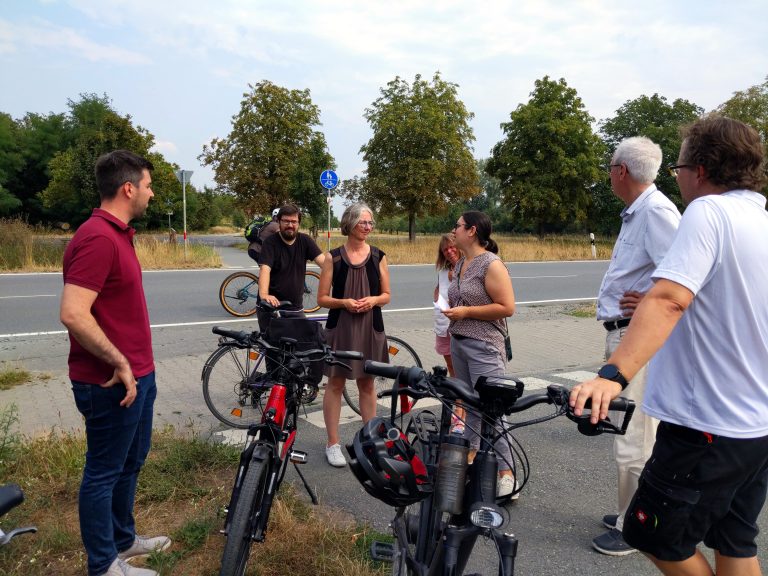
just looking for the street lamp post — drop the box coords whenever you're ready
[174,169,193,259]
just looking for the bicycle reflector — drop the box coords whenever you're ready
[469,503,505,529]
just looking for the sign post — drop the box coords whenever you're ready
[174,169,193,259]
[320,169,339,251]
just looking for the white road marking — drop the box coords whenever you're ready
[554,370,598,382]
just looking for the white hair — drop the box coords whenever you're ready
[613,136,663,184]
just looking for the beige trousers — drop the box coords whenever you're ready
[606,326,659,531]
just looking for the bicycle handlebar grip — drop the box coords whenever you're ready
[364,361,424,385]
[607,397,631,411]
[212,326,251,343]
[334,350,364,360]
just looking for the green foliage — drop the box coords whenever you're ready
[0,365,31,390]
[356,72,479,240]
[0,404,20,475]
[596,93,703,229]
[290,131,335,234]
[486,76,604,235]
[199,80,329,219]
[40,94,156,226]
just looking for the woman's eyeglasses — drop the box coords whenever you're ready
[357,220,375,229]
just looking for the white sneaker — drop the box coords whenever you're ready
[326,443,347,467]
[117,535,171,561]
[497,475,520,500]
[99,558,158,576]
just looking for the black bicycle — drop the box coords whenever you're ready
[212,323,362,576]
[350,362,635,576]
[0,484,36,546]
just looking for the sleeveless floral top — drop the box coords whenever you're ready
[447,251,506,353]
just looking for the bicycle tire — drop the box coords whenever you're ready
[219,452,272,576]
[302,270,321,313]
[203,344,269,429]
[343,335,422,419]
[219,271,260,317]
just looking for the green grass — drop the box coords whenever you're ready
[563,302,597,318]
[0,365,32,390]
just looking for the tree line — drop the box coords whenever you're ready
[1,76,765,238]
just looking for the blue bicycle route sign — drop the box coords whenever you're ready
[320,169,339,190]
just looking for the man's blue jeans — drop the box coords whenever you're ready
[72,372,156,576]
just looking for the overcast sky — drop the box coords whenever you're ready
[2,0,766,211]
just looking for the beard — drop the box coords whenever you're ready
[280,228,297,241]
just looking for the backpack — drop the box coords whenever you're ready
[244,216,271,243]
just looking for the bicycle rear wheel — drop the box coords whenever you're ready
[343,335,422,419]
[219,452,272,576]
[220,271,260,317]
[203,344,269,429]
[302,270,321,313]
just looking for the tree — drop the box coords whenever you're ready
[596,94,703,230]
[40,94,156,226]
[486,76,603,235]
[358,72,479,241]
[290,132,334,236]
[199,80,326,217]
[0,113,23,215]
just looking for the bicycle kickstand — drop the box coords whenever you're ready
[292,460,318,505]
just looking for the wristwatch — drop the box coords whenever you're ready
[597,364,629,390]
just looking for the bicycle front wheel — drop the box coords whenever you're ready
[203,344,269,429]
[343,335,422,419]
[219,272,260,317]
[302,270,321,313]
[219,453,272,576]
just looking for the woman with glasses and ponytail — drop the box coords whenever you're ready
[444,210,518,498]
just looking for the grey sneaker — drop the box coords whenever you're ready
[602,513,619,529]
[117,535,171,561]
[326,443,347,467]
[496,475,520,500]
[99,558,158,575]
[592,528,636,556]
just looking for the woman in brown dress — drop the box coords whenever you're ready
[317,203,391,467]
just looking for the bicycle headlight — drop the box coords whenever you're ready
[469,503,504,529]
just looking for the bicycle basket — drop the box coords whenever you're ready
[347,417,432,507]
[266,317,326,385]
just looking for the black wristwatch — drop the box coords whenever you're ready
[597,364,629,390]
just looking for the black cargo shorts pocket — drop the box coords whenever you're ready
[623,467,701,551]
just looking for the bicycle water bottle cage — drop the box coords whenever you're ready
[475,376,524,417]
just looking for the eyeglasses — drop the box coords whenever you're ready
[280,219,300,226]
[357,220,375,229]
[667,164,696,177]
[608,164,622,171]
[453,222,470,231]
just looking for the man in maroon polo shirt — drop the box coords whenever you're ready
[60,150,169,576]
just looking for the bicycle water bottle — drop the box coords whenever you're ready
[467,449,498,504]
[434,434,469,514]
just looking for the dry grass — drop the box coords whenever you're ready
[0,363,32,391]
[0,425,386,576]
[133,236,221,270]
[319,232,614,264]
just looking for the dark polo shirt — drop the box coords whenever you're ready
[62,208,154,384]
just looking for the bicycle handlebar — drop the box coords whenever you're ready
[364,360,635,436]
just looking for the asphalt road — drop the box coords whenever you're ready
[0,260,607,337]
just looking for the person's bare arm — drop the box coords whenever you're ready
[60,283,137,407]
[257,264,279,306]
[443,259,515,321]
[313,252,326,267]
[570,279,693,422]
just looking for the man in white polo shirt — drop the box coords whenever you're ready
[592,136,681,556]
[571,116,768,576]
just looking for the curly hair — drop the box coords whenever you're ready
[681,115,766,191]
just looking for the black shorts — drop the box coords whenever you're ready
[622,421,768,561]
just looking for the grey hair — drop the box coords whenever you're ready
[613,136,663,184]
[340,202,375,236]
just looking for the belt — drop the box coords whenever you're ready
[603,318,631,331]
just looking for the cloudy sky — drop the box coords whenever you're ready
[2,0,766,205]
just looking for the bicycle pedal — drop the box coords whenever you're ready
[289,450,308,464]
[370,541,394,562]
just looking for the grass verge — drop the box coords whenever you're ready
[563,302,597,318]
[0,364,32,390]
[0,423,387,576]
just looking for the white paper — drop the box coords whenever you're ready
[434,294,449,312]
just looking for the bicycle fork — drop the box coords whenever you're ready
[442,525,518,576]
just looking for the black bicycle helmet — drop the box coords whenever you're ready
[347,417,432,507]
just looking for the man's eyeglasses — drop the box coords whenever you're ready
[280,219,300,226]
[608,164,622,172]
[357,220,375,229]
[667,164,695,177]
